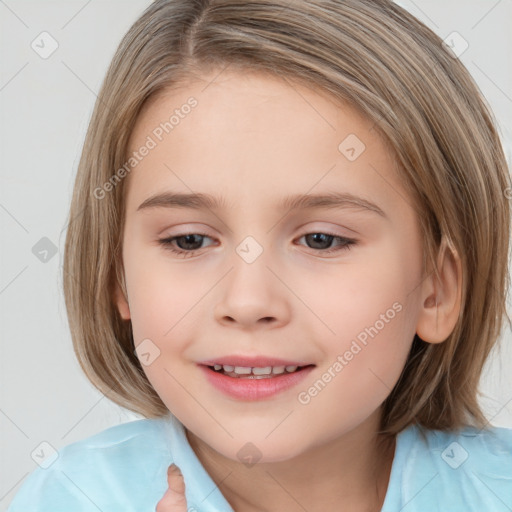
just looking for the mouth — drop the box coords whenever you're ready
[204,363,315,379]
[199,361,316,400]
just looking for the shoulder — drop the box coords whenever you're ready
[395,423,512,512]
[416,422,512,456]
[7,417,173,512]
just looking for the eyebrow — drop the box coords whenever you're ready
[136,191,386,217]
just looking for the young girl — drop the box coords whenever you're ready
[8,0,512,511]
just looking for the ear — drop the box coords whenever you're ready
[416,236,462,344]
[112,263,131,321]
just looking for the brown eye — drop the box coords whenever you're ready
[158,233,216,257]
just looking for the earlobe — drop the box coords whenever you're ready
[112,268,131,321]
[114,286,131,321]
[416,236,462,344]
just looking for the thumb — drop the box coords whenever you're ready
[155,463,188,512]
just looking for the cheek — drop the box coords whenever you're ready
[122,243,219,395]
[320,244,418,334]
[295,282,415,437]
[304,236,420,381]
[123,243,208,341]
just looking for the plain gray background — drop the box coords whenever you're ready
[1,0,511,509]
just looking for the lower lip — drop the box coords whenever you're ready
[198,364,315,401]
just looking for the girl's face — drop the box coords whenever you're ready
[115,69,426,462]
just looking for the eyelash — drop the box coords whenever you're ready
[157,231,357,258]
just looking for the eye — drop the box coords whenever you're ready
[158,233,216,258]
[296,232,357,254]
[158,231,357,258]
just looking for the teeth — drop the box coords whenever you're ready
[234,366,252,374]
[211,364,304,376]
[253,366,272,375]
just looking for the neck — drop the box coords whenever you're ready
[185,410,396,512]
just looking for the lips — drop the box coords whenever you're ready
[199,363,316,400]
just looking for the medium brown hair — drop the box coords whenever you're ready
[62,0,511,435]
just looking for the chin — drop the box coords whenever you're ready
[210,435,307,465]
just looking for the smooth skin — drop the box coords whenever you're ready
[114,68,462,512]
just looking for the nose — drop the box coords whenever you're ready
[214,253,291,330]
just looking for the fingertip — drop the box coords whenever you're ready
[167,463,186,495]
[168,463,182,476]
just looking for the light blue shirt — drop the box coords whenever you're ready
[7,412,512,511]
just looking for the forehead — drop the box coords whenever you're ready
[123,69,409,220]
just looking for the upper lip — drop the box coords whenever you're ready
[199,355,314,368]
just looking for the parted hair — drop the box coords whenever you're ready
[63,0,511,435]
